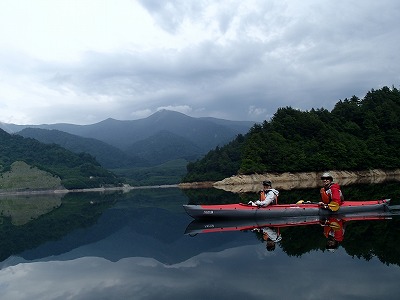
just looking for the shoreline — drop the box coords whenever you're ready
[2,168,400,196]
[212,169,400,193]
[0,184,180,197]
[179,169,400,193]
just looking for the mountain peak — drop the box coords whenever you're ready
[147,109,192,122]
[153,109,188,117]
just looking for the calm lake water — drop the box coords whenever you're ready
[1,181,400,300]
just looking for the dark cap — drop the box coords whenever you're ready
[263,180,272,186]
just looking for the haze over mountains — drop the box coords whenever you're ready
[1,110,255,169]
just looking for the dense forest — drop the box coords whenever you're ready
[0,130,122,189]
[183,86,400,182]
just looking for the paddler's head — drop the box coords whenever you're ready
[262,180,272,189]
[265,239,276,251]
[321,172,333,187]
[326,236,339,252]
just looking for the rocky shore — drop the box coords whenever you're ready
[180,169,400,193]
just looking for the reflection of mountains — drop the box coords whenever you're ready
[0,193,116,264]
[2,184,400,269]
[15,202,256,266]
[0,189,255,268]
[11,201,400,269]
[0,194,62,225]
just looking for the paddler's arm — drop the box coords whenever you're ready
[318,202,329,209]
[319,201,340,212]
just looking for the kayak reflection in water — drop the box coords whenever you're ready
[248,180,279,207]
[253,226,283,251]
[320,216,345,252]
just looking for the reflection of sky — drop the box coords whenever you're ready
[1,244,399,300]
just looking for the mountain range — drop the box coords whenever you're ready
[1,110,255,170]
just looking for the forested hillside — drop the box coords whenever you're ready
[5,110,255,185]
[0,130,122,189]
[183,86,400,182]
[18,128,142,168]
[125,130,203,165]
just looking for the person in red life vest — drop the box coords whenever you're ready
[320,217,345,252]
[248,180,279,207]
[319,172,344,210]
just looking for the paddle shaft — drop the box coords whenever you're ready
[296,200,340,212]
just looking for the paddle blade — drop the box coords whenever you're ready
[328,202,340,212]
[328,221,341,230]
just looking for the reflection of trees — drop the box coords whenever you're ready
[0,194,62,225]
[278,225,324,256]
[244,181,400,265]
[251,225,323,256]
[341,182,400,203]
[183,188,241,205]
[0,193,116,263]
[183,181,400,266]
[255,218,400,266]
[342,219,400,265]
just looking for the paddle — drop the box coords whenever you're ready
[296,200,340,212]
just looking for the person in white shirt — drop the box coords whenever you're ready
[248,180,279,207]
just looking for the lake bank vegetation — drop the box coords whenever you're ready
[183,86,400,183]
[0,130,123,190]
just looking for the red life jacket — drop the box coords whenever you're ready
[323,218,344,242]
[320,183,344,205]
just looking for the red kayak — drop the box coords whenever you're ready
[183,199,391,220]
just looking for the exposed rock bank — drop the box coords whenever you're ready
[212,169,400,193]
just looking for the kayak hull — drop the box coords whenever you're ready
[183,199,391,220]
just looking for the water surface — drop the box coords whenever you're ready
[0,183,399,300]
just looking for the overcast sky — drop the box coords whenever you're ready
[0,0,399,125]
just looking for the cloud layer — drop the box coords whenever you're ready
[1,246,398,299]
[0,0,399,124]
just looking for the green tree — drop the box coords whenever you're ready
[183,86,400,182]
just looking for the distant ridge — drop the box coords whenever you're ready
[18,128,143,168]
[125,130,203,165]
[3,110,254,160]
[4,110,255,170]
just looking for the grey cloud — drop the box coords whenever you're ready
[137,0,208,33]
[3,0,399,124]
[1,246,400,300]
[41,40,268,113]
